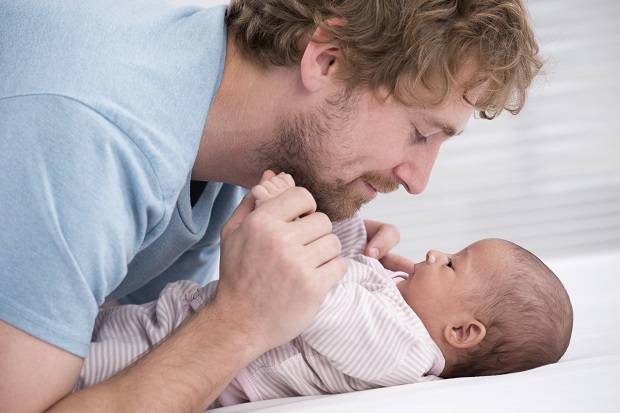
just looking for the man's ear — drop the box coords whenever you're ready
[444,319,486,349]
[299,18,345,92]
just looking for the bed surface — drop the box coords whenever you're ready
[216,249,620,412]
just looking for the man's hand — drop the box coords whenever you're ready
[215,179,346,352]
[364,219,416,275]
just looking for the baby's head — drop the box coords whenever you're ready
[396,238,573,378]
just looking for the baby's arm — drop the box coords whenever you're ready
[331,214,368,258]
[251,172,295,208]
[76,280,217,391]
[364,220,416,275]
[363,220,400,258]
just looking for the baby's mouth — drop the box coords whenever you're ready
[411,261,425,277]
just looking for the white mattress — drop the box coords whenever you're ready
[214,249,620,412]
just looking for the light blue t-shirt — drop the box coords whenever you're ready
[0,0,245,357]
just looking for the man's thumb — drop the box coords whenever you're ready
[221,190,256,237]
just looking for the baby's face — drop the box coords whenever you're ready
[396,239,506,334]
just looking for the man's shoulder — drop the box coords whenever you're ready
[1,0,227,98]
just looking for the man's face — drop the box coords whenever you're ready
[257,81,482,221]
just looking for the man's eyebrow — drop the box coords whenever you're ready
[423,114,464,137]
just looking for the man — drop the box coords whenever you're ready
[0,0,542,411]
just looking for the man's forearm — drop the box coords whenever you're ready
[48,301,262,413]
[39,178,345,413]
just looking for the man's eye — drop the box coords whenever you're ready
[446,258,453,269]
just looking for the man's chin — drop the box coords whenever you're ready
[316,195,370,222]
[308,177,385,222]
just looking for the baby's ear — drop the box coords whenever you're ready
[444,319,486,349]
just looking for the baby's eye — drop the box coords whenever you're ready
[446,258,453,269]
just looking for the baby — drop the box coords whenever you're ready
[74,173,573,408]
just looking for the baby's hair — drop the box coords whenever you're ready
[448,240,573,378]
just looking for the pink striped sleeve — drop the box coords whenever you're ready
[74,280,217,391]
[331,212,368,258]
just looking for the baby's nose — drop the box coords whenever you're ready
[426,250,448,264]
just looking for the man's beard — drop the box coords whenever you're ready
[254,101,399,222]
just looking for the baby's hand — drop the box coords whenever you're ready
[252,171,296,208]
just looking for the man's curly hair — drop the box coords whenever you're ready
[225,0,544,119]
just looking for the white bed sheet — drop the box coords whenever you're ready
[214,249,620,413]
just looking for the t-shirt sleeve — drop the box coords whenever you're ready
[0,95,165,356]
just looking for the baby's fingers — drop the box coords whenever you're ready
[364,221,400,259]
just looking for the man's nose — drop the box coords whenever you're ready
[393,144,441,194]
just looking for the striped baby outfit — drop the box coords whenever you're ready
[74,214,445,408]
